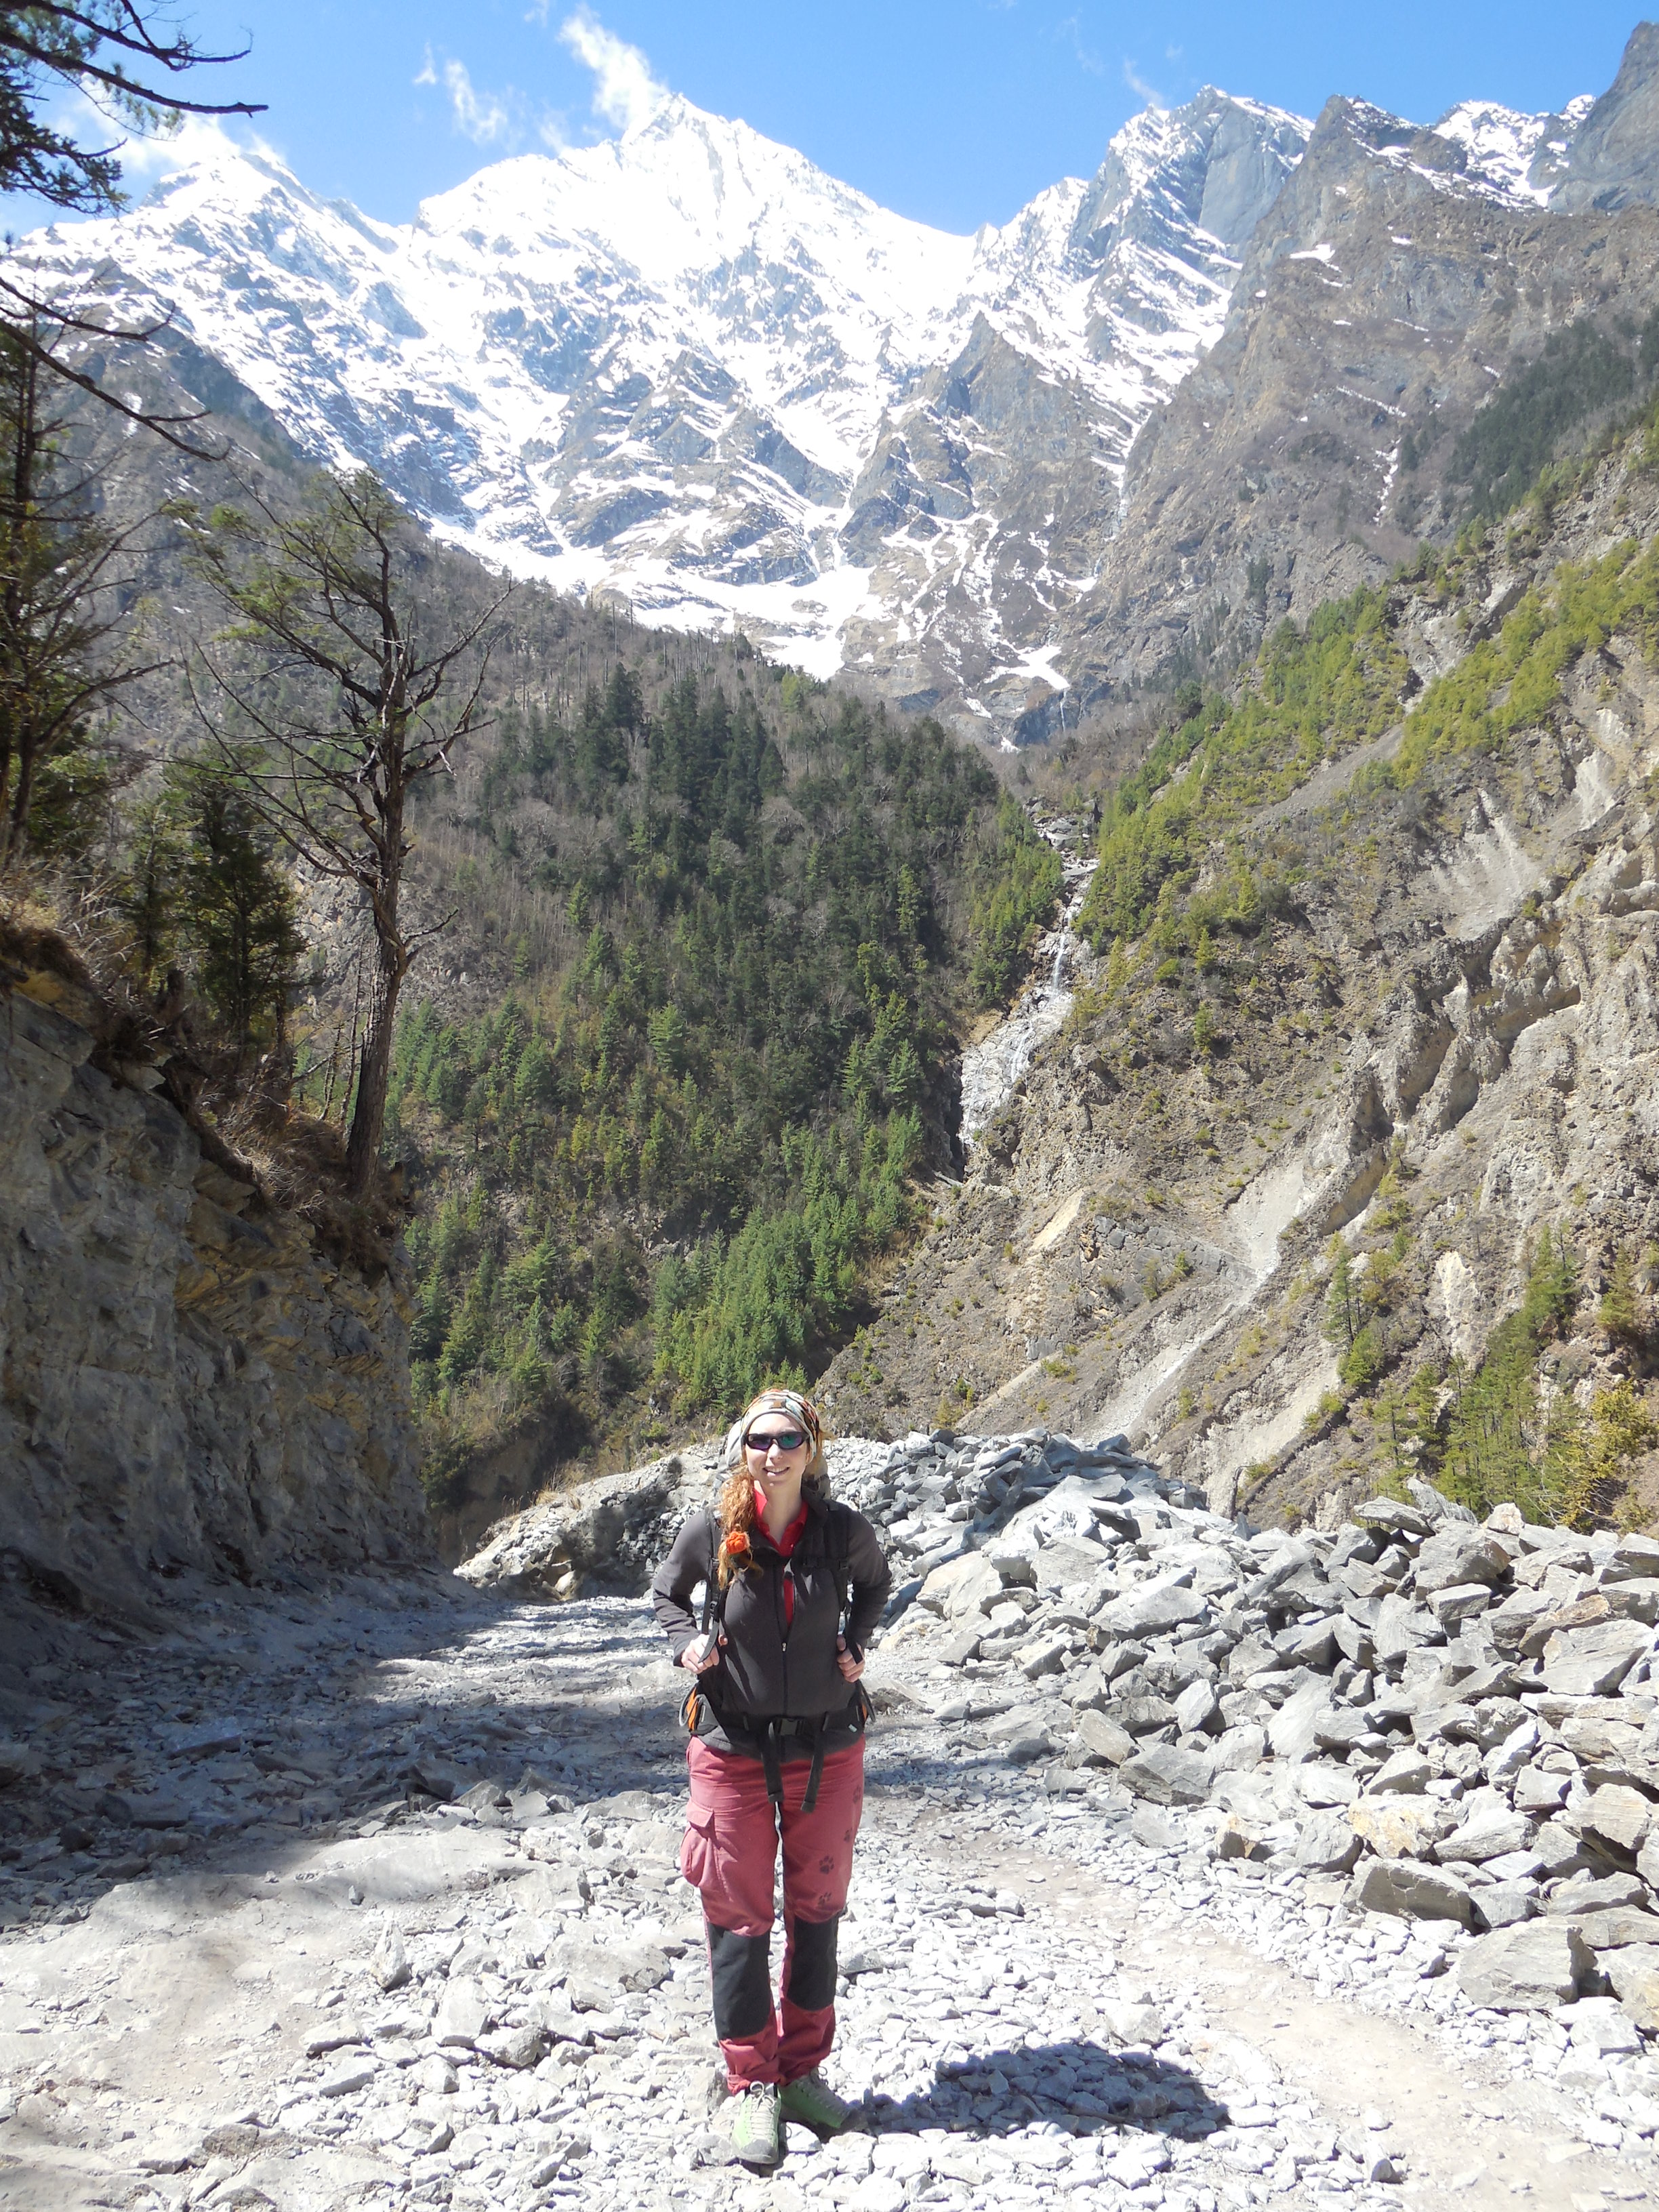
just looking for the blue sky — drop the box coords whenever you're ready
[22,3,1654,235]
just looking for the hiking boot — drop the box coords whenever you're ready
[779,2069,857,2135]
[729,2082,782,2168]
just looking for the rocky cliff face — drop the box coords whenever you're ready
[1077,85,1659,696]
[1557,20,1659,211]
[817,425,1659,1531]
[0,987,432,1618]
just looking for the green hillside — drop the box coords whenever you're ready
[380,640,1057,1505]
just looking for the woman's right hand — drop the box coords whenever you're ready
[681,1634,725,1673]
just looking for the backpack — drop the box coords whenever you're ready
[676,1501,872,1804]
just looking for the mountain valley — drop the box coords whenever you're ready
[9,16,1659,2211]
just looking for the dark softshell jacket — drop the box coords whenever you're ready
[651,1490,893,1761]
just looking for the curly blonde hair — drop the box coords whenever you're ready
[714,1387,827,1588]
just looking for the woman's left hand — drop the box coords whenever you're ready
[836,1635,865,1683]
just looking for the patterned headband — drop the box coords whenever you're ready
[722,1387,823,1469]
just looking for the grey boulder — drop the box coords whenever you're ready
[1174,1679,1221,1735]
[1268,1682,1338,1764]
[1435,1811,1535,1866]
[479,2023,544,2068]
[1367,1749,1433,1797]
[1603,1533,1659,1583]
[434,1978,491,2047]
[1295,1811,1363,1874]
[1412,1528,1512,1594]
[1455,1921,1591,2011]
[1120,1742,1214,1805]
[1476,1883,1539,1930]
[1353,1498,1433,1537]
[1072,1710,1134,1766]
[370,1927,411,1992]
[1575,1784,1652,1856]
[1349,1856,1477,1927]
[1097,1578,1208,1637]
[1603,1944,1659,2032]
[1576,1907,1659,1950]
[1540,1618,1651,1696]
[1372,1593,1435,1661]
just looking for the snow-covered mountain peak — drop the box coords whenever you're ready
[36,136,333,270]
[417,95,975,330]
[0,81,1326,733]
[1069,87,1309,261]
[1435,94,1593,203]
[9,80,1331,729]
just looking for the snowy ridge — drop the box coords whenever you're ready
[14,87,1309,722]
[1435,94,1594,204]
[5,72,1608,731]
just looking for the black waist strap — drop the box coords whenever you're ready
[745,1715,831,1811]
[802,1723,829,1816]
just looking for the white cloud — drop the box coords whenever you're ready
[557,7,669,135]
[415,49,515,146]
[114,112,253,180]
[1122,57,1168,110]
[1055,14,1104,77]
[33,86,266,197]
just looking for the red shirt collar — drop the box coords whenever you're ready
[754,1492,810,1557]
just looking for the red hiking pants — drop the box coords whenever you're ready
[681,1735,865,2091]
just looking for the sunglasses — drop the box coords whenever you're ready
[744,1428,806,1452]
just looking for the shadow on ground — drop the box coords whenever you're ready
[0,1568,691,1933]
[872,2039,1228,2140]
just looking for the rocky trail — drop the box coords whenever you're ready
[4,1431,1656,2212]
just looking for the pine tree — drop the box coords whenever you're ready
[1598,1248,1643,1345]
[1324,1238,1358,1352]
[180,777,304,1060]
[116,792,188,992]
[0,327,161,872]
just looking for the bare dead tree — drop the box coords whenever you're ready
[178,470,513,1194]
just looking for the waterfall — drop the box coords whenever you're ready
[958,823,1097,1147]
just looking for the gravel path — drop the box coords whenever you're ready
[0,1571,1651,2212]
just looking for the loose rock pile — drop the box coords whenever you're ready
[457,1448,725,1600]
[840,1426,1659,2043]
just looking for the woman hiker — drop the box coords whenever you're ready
[651,1386,892,2170]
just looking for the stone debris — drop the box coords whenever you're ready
[838,1427,1659,2043]
[0,1434,1654,2211]
[455,1444,725,1600]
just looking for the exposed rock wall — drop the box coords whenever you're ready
[817,436,1659,1530]
[1078,92,1659,696]
[0,990,432,1616]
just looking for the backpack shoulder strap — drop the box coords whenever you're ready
[827,1500,855,1609]
[699,1509,727,1634]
